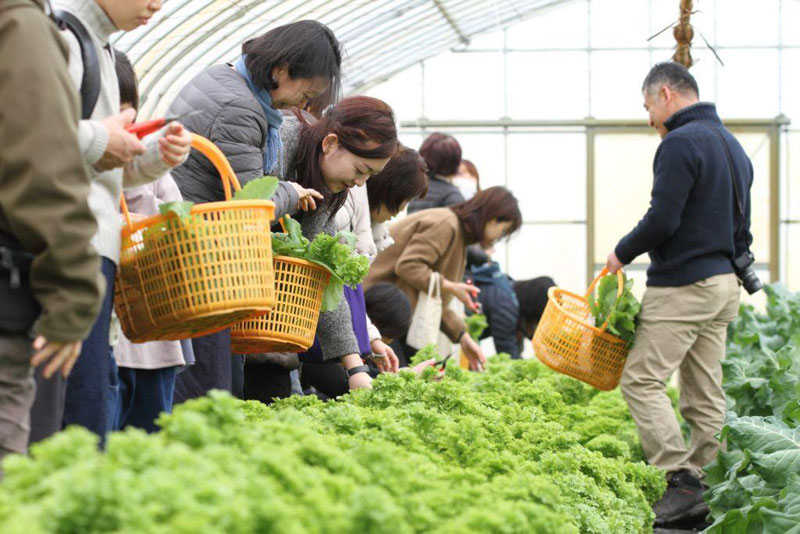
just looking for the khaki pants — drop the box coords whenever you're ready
[0,334,35,471]
[620,273,740,479]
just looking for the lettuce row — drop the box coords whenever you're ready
[0,358,665,534]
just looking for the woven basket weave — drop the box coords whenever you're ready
[533,268,630,391]
[231,255,331,353]
[114,134,276,342]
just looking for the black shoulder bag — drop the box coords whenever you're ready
[0,232,40,334]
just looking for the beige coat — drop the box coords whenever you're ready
[364,208,468,342]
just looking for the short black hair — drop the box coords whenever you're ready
[366,146,428,215]
[513,276,556,326]
[242,20,342,109]
[114,49,139,110]
[365,283,412,341]
[642,62,699,98]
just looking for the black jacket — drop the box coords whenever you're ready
[467,262,522,359]
[615,103,753,287]
[407,175,465,214]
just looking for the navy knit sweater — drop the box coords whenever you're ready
[615,103,754,287]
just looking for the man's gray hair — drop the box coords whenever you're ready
[642,62,699,97]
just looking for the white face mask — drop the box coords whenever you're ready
[452,177,478,198]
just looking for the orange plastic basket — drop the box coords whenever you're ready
[230,255,331,353]
[114,134,276,342]
[532,268,630,391]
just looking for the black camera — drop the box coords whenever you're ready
[733,251,763,295]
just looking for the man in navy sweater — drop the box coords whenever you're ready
[606,63,753,528]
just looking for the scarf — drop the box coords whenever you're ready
[234,55,284,174]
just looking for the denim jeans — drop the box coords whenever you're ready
[106,354,119,433]
[62,257,117,441]
[116,366,177,433]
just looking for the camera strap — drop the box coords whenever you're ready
[698,121,745,220]
[698,120,753,258]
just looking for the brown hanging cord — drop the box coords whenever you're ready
[672,0,694,68]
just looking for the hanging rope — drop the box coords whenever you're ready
[672,0,694,68]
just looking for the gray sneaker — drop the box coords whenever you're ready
[653,470,710,528]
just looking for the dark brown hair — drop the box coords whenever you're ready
[460,159,480,191]
[294,96,398,216]
[450,186,522,247]
[114,49,139,111]
[419,132,462,177]
[366,146,428,215]
[242,20,342,109]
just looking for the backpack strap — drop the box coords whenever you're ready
[51,9,100,120]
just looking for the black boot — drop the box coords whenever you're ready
[653,469,710,528]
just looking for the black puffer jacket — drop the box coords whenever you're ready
[407,175,464,214]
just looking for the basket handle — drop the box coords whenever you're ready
[584,267,625,332]
[120,194,134,228]
[120,134,243,230]
[189,133,242,199]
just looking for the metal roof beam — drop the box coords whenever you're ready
[130,0,583,112]
[432,0,469,45]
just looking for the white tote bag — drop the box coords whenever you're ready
[406,272,443,350]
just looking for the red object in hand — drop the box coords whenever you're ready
[124,110,200,139]
[125,117,169,139]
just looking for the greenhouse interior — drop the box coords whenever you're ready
[0,0,798,533]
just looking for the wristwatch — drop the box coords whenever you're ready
[346,364,370,378]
